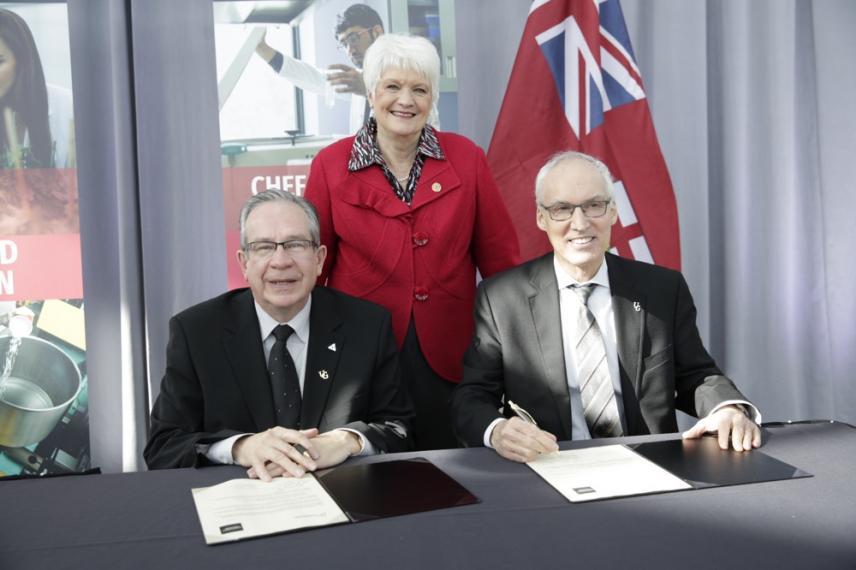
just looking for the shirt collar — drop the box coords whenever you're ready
[347,118,444,172]
[553,254,611,292]
[254,295,312,344]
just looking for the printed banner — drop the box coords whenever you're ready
[0,4,88,478]
[222,164,311,286]
[488,0,680,268]
[214,0,457,289]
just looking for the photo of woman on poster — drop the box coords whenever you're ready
[0,7,77,235]
[0,7,74,169]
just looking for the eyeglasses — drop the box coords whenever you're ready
[245,239,317,259]
[337,29,370,50]
[539,200,612,221]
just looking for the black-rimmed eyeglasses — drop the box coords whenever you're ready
[337,29,370,51]
[539,200,612,221]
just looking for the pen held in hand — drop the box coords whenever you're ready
[508,400,538,427]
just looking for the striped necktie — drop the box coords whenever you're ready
[570,284,623,438]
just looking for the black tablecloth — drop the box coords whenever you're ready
[1,422,854,570]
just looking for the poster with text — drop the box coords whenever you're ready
[0,3,89,478]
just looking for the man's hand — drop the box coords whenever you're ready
[682,405,762,451]
[312,430,362,468]
[246,430,361,479]
[326,64,367,96]
[254,29,276,63]
[490,417,559,463]
[232,427,320,482]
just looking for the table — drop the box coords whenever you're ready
[1,422,854,570]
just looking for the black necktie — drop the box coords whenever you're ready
[269,324,301,429]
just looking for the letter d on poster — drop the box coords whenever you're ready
[0,240,17,265]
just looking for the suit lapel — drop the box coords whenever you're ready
[528,255,572,440]
[301,289,343,429]
[223,290,275,431]
[606,254,647,434]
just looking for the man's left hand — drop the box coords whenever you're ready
[682,405,761,451]
[247,430,361,479]
[326,64,367,96]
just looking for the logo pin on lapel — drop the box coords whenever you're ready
[318,370,329,380]
[633,302,641,312]
[327,343,336,352]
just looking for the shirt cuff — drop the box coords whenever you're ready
[269,51,284,73]
[709,400,762,424]
[197,434,249,464]
[483,417,506,448]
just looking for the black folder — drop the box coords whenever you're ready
[630,436,812,489]
[195,458,479,545]
[316,457,479,522]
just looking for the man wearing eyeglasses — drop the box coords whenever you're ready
[451,151,761,462]
[255,3,383,132]
[144,190,413,480]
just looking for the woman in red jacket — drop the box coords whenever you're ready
[305,34,519,450]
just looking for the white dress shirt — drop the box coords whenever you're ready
[555,256,625,440]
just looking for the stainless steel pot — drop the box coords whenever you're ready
[0,335,82,448]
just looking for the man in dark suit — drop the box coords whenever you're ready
[451,151,761,462]
[144,190,412,479]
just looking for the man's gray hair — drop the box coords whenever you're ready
[534,151,616,205]
[239,190,321,249]
[362,33,440,123]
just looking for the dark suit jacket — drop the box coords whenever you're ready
[144,287,414,469]
[451,252,750,446]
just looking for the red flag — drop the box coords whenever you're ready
[488,0,680,269]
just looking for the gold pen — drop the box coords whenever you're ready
[508,400,538,427]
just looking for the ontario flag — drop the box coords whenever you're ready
[488,0,680,269]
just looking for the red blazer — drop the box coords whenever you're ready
[305,131,520,382]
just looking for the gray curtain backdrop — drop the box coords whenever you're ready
[458,0,856,428]
[71,0,225,474]
[70,0,146,474]
[72,0,854,472]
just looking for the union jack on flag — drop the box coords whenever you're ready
[489,0,680,269]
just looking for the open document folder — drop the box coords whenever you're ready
[192,458,478,545]
[527,436,811,503]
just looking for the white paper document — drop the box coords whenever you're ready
[527,445,692,502]
[191,475,349,544]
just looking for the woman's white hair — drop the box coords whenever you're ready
[362,33,441,127]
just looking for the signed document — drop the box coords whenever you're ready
[527,445,692,502]
[191,476,349,545]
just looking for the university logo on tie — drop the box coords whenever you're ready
[489,0,680,269]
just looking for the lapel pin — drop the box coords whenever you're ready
[431,182,442,193]
[318,370,329,380]
[633,302,641,312]
[327,343,336,352]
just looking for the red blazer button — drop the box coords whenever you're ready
[414,287,429,302]
[412,232,429,247]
